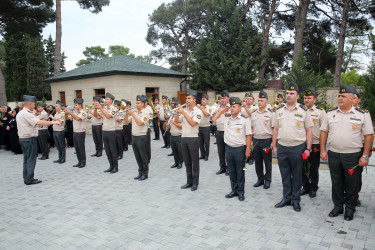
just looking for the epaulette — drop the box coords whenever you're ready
[299,104,308,111]
[225,113,231,117]
[315,106,324,110]
[355,107,368,113]
[267,108,274,112]
[328,107,338,112]
[241,114,247,118]
[277,103,285,110]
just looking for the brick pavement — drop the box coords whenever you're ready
[0,134,374,250]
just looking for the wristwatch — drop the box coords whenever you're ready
[306,149,312,152]
[362,155,369,160]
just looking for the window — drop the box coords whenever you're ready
[95,88,105,99]
[60,92,66,104]
[76,90,82,98]
[146,87,159,101]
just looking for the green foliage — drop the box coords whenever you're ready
[44,35,66,77]
[76,0,110,14]
[340,70,367,86]
[361,58,375,122]
[108,45,152,63]
[76,46,108,66]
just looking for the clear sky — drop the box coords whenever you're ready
[42,0,172,71]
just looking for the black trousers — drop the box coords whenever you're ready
[103,130,118,170]
[216,131,226,170]
[198,127,210,158]
[226,145,246,195]
[302,143,320,191]
[92,125,103,154]
[328,150,362,213]
[181,137,199,186]
[132,135,149,177]
[19,137,38,184]
[123,124,132,150]
[253,138,272,182]
[160,121,170,147]
[38,129,49,158]
[170,135,183,164]
[115,129,123,158]
[277,142,305,202]
[73,132,86,164]
[153,117,160,139]
[146,128,151,162]
[53,131,66,161]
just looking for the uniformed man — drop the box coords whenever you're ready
[277,93,284,105]
[87,96,103,157]
[64,98,87,168]
[241,93,258,118]
[159,95,171,148]
[251,91,274,189]
[301,87,327,198]
[175,89,203,191]
[144,96,153,162]
[170,101,183,169]
[197,94,211,161]
[96,93,118,173]
[17,95,61,185]
[123,100,132,150]
[125,95,149,181]
[320,84,374,221]
[213,97,252,201]
[36,102,49,160]
[272,83,313,212]
[171,97,178,109]
[114,100,124,160]
[153,97,161,140]
[50,100,66,164]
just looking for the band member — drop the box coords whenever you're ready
[36,102,49,160]
[277,93,284,105]
[50,100,66,164]
[87,96,103,157]
[153,97,160,140]
[114,100,125,160]
[272,83,313,212]
[213,97,252,201]
[17,95,61,185]
[123,100,132,150]
[171,97,178,109]
[65,98,87,168]
[170,101,183,169]
[301,88,326,198]
[241,93,258,118]
[175,89,203,191]
[251,91,274,189]
[144,96,153,162]
[125,95,149,181]
[197,94,211,161]
[320,84,374,221]
[159,95,171,148]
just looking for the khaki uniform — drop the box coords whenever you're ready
[52,111,66,132]
[251,108,274,139]
[72,109,87,165]
[153,104,161,140]
[89,109,103,155]
[221,115,252,147]
[159,104,170,147]
[241,104,257,118]
[37,110,49,158]
[102,105,118,171]
[128,110,148,136]
[170,114,183,166]
[89,109,103,126]
[72,109,87,133]
[102,105,117,131]
[180,106,202,137]
[37,111,48,130]
[144,105,153,161]
[215,104,231,172]
[115,110,125,159]
[17,108,40,138]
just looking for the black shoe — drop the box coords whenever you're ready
[153,138,159,140]
[191,185,198,191]
[78,163,86,168]
[204,156,208,161]
[253,180,264,187]
[181,183,192,189]
[118,156,123,160]
[177,163,182,169]
[171,163,178,168]
[39,157,48,160]
[216,169,226,175]
[110,169,118,174]
[356,199,361,207]
[309,191,317,198]
[328,208,344,217]
[263,181,271,189]
[344,210,354,221]
[247,158,254,165]
[134,174,141,180]
[225,191,238,198]
[53,159,61,163]
[59,160,65,164]
[300,188,310,195]
[91,153,98,157]
[96,152,102,157]
[161,145,167,148]
[167,153,173,156]
[166,145,170,148]
[292,202,301,212]
[199,156,205,160]
[238,195,245,201]
[73,163,81,167]
[225,171,229,176]
[138,175,147,181]
[26,179,42,185]
[104,168,112,173]
[275,199,291,208]
[124,149,128,151]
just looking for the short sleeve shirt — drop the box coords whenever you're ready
[128,109,148,136]
[309,105,327,144]
[90,109,103,126]
[170,114,183,136]
[38,110,49,130]
[216,104,231,131]
[102,105,117,131]
[73,109,87,133]
[199,105,212,127]
[16,108,40,138]
[179,106,202,137]
[115,110,124,131]
[251,108,274,139]
[53,111,66,132]
[222,115,252,147]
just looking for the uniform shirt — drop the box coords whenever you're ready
[128,109,148,136]
[53,111,66,132]
[215,104,231,131]
[89,109,103,126]
[199,105,212,127]
[241,105,258,118]
[37,110,48,130]
[179,106,202,138]
[115,110,124,131]
[159,104,170,121]
[16,108,41,138]
[154,104,161,118]
[170,114,182,136]
[320,106,374,154]
[273,104,314,147]
[309,105,327,144]
[102,105,117,131]
[251,108,274,139]
[73,109,87,133]
[222,114,252,147]
[144,105,153,128]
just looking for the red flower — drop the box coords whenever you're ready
[313,147,318,153]
[348,169,354,175]
[265,148,270,153]
[373,147,375,152]
[302,153,308,160]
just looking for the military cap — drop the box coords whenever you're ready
[185,89,197,97]
[140,96,149,103]
[126,100,131,105]
[287,82,299,92]
[37,102,46,107]
[353,88,360,98]
[202,94,209,100]
[162,95,168,100]
[304,87,317,97]
[106,92,115,100]
[175,101,181,105]
[221,90,230,97]
[121,99,127,103]
[244,92,253,98]
[114,100,121,106]
[229,97,241,105]
[339,84,356,94]
[154,96,159,101]
[93,96,101,102]
[74,98,84,104]
[56,100,65,107]
[171,97,178,102]
[259,90,268,99]
[277,93,283,98]
[23,95,36,102]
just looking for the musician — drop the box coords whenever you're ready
[123,100,132,150]
[50,100,66,164]
[36,102,49,160]
[197,94,211,161]
[175,89,203,191]
[125,95,149,181]
[171,97,178,109]
[87,96,103,157]
[144,96,153,163]
[170,101,183,169]
[114,100,124,160]
[64,98,87,168]
[159,95,171,149]
[153,97,161,140]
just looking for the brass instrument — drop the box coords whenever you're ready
[148,96,158,118]
[120,101,126,109]
[164,100,172,117]
[163,103,188,135]
[273,101,280,109]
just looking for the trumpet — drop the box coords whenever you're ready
[273,101,280,109]
[123,107,135,113]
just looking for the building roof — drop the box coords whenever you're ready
[45,55,188,83]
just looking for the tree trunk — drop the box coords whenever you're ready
[54,0,62,76]
[180,34,189,90]
[292,0,310,64]
[333,0,350,87]
[258,0,277,83]
[0,67,7,105]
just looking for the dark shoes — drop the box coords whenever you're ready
[292,202,301,212]
[253,180,264,187]
[104,168,112,173]
[300,188,310,195]
[356,199,361,207]
[166,145,170,148]
[177,163,182,169]
[134,174,142,180]
[96,152,102,157]
[181,183,192,189]
[167,153,173,156]
[344,210,354,221]
[199,156,205,160]
[225,191,238,198]
[153,138,159,140]
[216,169,226,175]
[73,163,81,167]
[309,191,317,198]
[328,208,344,217]
[161,145,167,148]
[117,156,123,160]
[91,153,98,157]
[264,181,271,189]
[78,163,85,168]
[238,195,245,201]
[53,159,61,163]
[191,185,198,191]
[138,176,148,181]
[171,163,178,168]
[204,156,208,161]
[59,160,65,164]
[25,179,42,185]
[38,156,48,160]
[275,199,291,208]
[110,169,118,174]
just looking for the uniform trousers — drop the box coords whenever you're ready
[123,124,132,150]
[170,135,183,164]
[277,142,305,202]
[153,117,160,139]
[160,121,170,147]
[216,131,227,170]
[253,138,272,182]
[328,150,362,213]
[53,131,66,161]
[103,130,118,170]
[146,128,151,162]
[181,137,199,186]
[132,135,149,177]
[302,143,320,191]
[198,126,210,158]
[19,137,38,184]
[38,129,49,158]
[225,145,246,195]
[73,132,86,164]
[92,125,103,154]
[115,129,123,158]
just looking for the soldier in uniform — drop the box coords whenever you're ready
[272,83,313,212]
[153,97,160,140]
[251,91,274,189]
[277,93,284,105]
[213,97,252,201]
[241,93,258,118]
[123,100,132,150]
[125,95,150,181]
[87,96,103,157]
[114,100,124,160]
[320,84,374,221]
[175,89,203,191]
[170,101,183,169]
[197,94,211,161]
[36,102,49,160]
[64,98,87,168]
[50,100,67,164]
[301,87,326,198]
[17,95,61,185]
[159,95,171,149]
[144,96,153,162]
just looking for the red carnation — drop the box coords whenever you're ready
[348,169,354,175]
[313,147,318,153]
[302,153,308,160]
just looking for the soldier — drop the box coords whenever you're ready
[87,96,103,157]
[36,102,49,160]
[175,89,203,191]
[65,98,87,168]
[170,101,183,169]
[124,95,150,181]
[153,97,161,140]
[320,84,374,221]
[301,87,326,198]
[272,83,313,212]
[251,91,274,189]
[277,93,284,105]
[159,95,171,148]
[197,94,211,161]
[114,100,124,160]
[213,97,252,201]
[17,95,61,185]
[123,100,132,150]
[50,100,67,164]
[144,96,153,162]
[241,93,258,118]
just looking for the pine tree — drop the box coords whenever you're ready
[44,35,67,77]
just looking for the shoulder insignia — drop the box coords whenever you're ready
[144,117,147,121]
[299,104,308,111]
[111,111,115,115]
[315,106,324,110]
[197,115,201,119]
[355,107,368,113]
[328,107,338,112]
[277,104,285,110]
[267,108,274,112]
[241,114,247,118]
